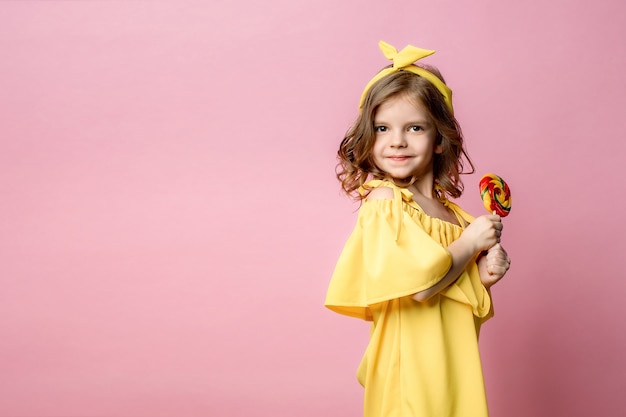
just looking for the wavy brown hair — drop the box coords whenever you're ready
[337,68,475,200]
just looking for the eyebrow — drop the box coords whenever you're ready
[373,120,431,125]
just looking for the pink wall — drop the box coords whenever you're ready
[2,1,625,416]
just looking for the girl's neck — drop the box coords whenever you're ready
[408,180,460,226]
[406,175,437,200]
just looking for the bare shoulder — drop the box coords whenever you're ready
[366,186,394,200]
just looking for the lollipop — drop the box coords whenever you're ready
[479,174,511,217]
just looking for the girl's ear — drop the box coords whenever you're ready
[435,130,443,155]
[434,133,443,154]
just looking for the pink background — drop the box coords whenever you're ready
[2,1,625,416]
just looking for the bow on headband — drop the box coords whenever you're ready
[359,40,454,114]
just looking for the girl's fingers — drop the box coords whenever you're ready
[487,258,511,273]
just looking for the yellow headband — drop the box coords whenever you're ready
[359,40,454,114]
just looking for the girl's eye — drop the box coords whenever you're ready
[375,126,387,133]
[409,126,423,132]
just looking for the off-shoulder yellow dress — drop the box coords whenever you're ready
[325,180,493,417]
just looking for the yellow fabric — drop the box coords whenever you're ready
[325,180,493,417]
[359,41,454,114]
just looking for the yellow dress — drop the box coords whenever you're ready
[325,180,493,417]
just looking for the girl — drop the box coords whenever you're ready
[325,41,511,417]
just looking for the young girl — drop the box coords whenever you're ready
[325,41,511,417]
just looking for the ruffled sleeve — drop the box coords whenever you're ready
[325,182,453,320]
[440,263,493,323]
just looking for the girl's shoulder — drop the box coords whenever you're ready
[366,186,395,200]
[359,180,414,202]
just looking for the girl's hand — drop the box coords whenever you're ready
[461,214,503,253]
[477,243,511,288]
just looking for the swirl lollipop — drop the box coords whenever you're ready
[479,174,511,217]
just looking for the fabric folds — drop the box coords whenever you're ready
[325,180,491,322]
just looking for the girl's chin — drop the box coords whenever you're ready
[385,175,414,185]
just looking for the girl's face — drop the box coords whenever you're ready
[372,94,440,181]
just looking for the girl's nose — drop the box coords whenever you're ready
[390,131,407,147]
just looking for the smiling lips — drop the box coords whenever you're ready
[387,155,413,161]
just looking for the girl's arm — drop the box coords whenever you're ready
[412,215,502,302]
